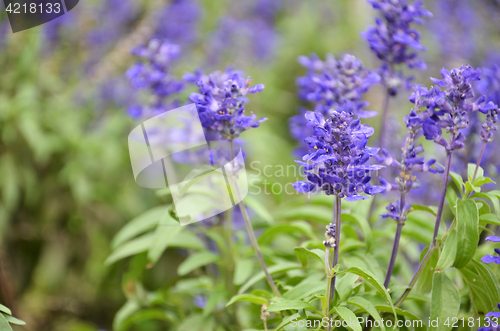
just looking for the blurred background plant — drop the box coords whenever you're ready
[2,0,500,330]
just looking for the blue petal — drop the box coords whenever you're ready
[293,181,315,194]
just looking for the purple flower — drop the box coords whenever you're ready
[293,110,385,201]
[290,54,380,155]
[377,109,443,221]
[481,236,500,264]
[362,0,432,93]
[479,304,500,331]
[125,39,185,120]
[381,201,411,221]
[409,65,497,151]
[186,68,267,141]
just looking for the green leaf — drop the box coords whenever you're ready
[335,267,397,320]
[445,186,459,215]
[410,204,438,216]
[335,274,359,304]
[274,205,331,224]
[348,297,385,331]
[226,294,268,307]
[0,314,12,331]
[147,210,182,265]
[449,171,464,195]
[283,274,325,300]
[111,206,167,249]
[468,163,483,182]
[106,233,155,265]
[480,213,500,226]
[293,247,326,271]
[3,315,25,326]
[266,300,320,314]
[430,272,460,331]
[372,305,423,321]
[238,262,301,294]
[416,247,439,294]
[473,177,495,187]
[0,305,11,316]
[178,252,220,276]
[454,199,479,269]
[334,307,362,331]
[113,300,140,331]
[275,313,301,330]
[342,213,373,252]
[473,192,500,220]
[233,258,254,286]
[436,229,457,272]
[459,259,500,315]
[244,195,274,224]
[259,222,316,245]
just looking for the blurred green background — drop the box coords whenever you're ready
[1,0,499,330]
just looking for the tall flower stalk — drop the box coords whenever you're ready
[394,65,497,305]
[377,110,443,288]
[187,68,281,296]
[293,110,385,323]
[362,0,432,150]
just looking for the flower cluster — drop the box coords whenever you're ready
[362,0,432,94]
[378,110,443,221]
[186,68,267,141]
[409,65,498,151]
[362,0,431,70]
[293,110,385,201]
[323,222,337,248]
[126,39,185,119]
[290,54,380,155]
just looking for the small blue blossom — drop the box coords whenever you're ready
[293,110,385,201]
[481,236,500,265]
[478,304,500,331]
[185,68,267,141]
[381,201,411,221]
[409,65,497,151]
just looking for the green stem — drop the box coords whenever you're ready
[473,141,487,182]
[327,196,341,331]
[229,141,281,297]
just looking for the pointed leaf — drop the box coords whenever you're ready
[454,199,479,269]
[430,272,460,331]
[178,252,219,276]
[334,307,362,331]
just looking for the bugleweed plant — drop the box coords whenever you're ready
[105,1,500,331]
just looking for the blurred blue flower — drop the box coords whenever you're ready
[126,39,185,119]
[290,54,380,156]
[478,304,500,331]
[293,110,385,201]
[362,0,432,93]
